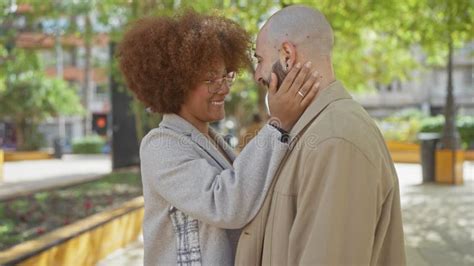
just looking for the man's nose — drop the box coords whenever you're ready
[255,71,270,89]
[254,71,261,84]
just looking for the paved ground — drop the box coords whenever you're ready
[98,162,474,266]
[97,237,145,266]
[0,154,111,200]
[2,156,472,265]
[399,163,474,266]
[2,154,111,183]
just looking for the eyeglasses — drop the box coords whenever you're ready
[204,71,236,94]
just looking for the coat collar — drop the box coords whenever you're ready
[289,80,352,142]
[160,113,197,136]
[160,113,235,169]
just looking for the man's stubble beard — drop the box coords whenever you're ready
[264,60,289,116]
[261,60,289,90]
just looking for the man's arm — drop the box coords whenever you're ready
[288,138,382,265]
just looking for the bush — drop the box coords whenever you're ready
[384,108,426,122]
[21,124,46,151]
[419,115,444,133]
[378,109,474,149]
[458,116,474,148]
[72,135,106,154]
[0,171,141,251]
[419,115,474,149]
[378,109,425,143]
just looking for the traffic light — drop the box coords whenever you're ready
[92,113,108,136]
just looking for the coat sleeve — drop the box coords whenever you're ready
[140,124,287,229]
[288,138,386,265]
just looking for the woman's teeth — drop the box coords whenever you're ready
[211,101,224,106]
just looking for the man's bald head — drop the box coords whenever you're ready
[254,5,336,92]
[261,5,334,56]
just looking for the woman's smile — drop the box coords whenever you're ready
[210,100,225,106]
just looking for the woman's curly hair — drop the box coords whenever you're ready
[117,10,251,114]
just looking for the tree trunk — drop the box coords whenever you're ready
[83,13,93,136]
[439,36,461,150]
[15,118,25,151]
[55,27,66,141]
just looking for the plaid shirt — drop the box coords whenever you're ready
[169,206,202,266]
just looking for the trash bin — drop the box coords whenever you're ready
[418,133,441,183]
[53,138,63,159]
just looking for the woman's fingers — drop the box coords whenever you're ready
[278,62,302,93]
[287,61,312,95]
[295,70,319,97]
[266,62,322,131]
[299,77,321,108]
[268,72,278,95]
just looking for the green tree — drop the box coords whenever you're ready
[7,0,471,143]
[415,0,473,149]
[17,0,104,136]
[283,0,424,91]
[0,48,83,150]
[95,0,429,131]
[289,0,472,150]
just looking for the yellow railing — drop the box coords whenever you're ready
[386,141,474,163]
[4,151,53,162]
[386,141,421,163]
[0,197,144,266]
[465,150,474,161]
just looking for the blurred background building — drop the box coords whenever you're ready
[0,3,110,151]
[355,42,474,118]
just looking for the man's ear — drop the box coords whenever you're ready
[279,41,297,72]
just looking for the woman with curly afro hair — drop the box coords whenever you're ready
[117,9,320,265]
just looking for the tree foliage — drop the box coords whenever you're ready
[0,47,83,150]
[0,50,83,120]
[2,0,473,140]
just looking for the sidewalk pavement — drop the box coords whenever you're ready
[0,154,111,201]
[2,155,472,265]
[98,162,474,266]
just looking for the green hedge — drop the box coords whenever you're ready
[378,109,474,148]
[377,109,423,143]
[458,116,474,148]
[72,135,106,154]
[419,116,444,133]
[0,171,141,251]
[420,115,474,148]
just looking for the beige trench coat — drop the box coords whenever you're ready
[235,81,406,266]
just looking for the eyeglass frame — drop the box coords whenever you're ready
[203,71,236,94]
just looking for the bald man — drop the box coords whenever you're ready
[235,5,406,265]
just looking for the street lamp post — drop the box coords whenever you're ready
[435,36,464,185]
[439,39,461,150]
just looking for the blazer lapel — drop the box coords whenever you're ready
[190,131,232,170]
[209,128,236,165]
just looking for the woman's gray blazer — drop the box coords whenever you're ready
[140,114,288,265]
